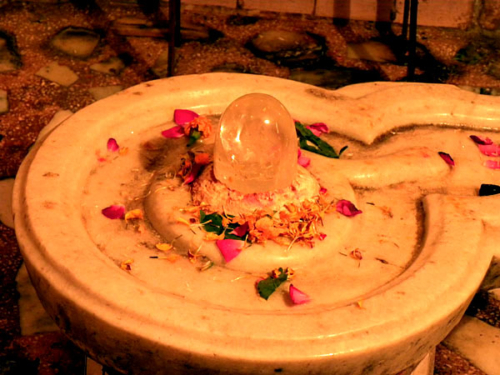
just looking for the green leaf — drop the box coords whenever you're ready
[199,211,246,240]
[188,130,201,147]
[200,211,224,234]
[295,121,347,159]
[257,268,288,300]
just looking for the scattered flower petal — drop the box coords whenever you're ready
[289,284,310,305]
[485,160,500,169]
[231,222,249,237]
[336,200,362,217]
[161,125,185,138]
[183,163,202,184]
[297,149,310,168]
[438,152,455,166]
[319,187,328,194]
[306,123,329,137]
[156,243,173,252]
[216,239,244,262]
[349,249,363,261]
[120,259,134,271]
[318,233,327,241]
[470,135,493,145]
[102,205,126,219]
[125,209,144,222]
[107,138,120,152]
[174,109,199,125]
[478,143,500,156]
[194,152,211,165]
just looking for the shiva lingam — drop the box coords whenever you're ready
[13,74,500,375]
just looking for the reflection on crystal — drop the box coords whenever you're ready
[214,93,297,194]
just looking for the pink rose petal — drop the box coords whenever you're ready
[470,135,493,145]
[306,122,329,137]
[438,152,455,166]
[478,143,500,156]
[336,200,362,217]
[318,233,327,241]
[102,205,126,219]
[485,160,500,169]
[107,138,120,152]
[161,125,185,138]
[183,163,203,184]
[289,284,310,305]
[319,187,328,195]
[216,239,244,262]
[231,222,249,237]
[297,149,310,168]
[174,109,199,125]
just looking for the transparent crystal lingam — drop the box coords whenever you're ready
[213,93,297,194]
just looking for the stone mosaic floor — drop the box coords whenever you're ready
[1,1,500,374]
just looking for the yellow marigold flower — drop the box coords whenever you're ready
[156,243,173,252]
[120,259,134,271]
[125,209,144,222]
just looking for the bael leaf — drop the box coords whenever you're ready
[257,268,288,300]
[295,121,345,159]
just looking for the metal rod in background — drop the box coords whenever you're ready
[407,0,419,81]
[167,0,181,77]
[401,0,410,40]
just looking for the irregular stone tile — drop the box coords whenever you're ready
[37,109,73,143]
[88,85,123,101]
[411,350,434,375]
[151,50,169,78]
[444,316,500,375]
[0,177,15,228]
[90,56,126,75]
[248,30,325,67]
[112,17,220,41]
[0,30,22,72]
[112,17,168,38]
[210,63,251,74]
[36,62,79,87]
[490,288,500,302]
[16,263,59,336]
[347,41,397,63]
[290,67,381,90]
[481,256,500,290]
[51,27,100,58]
[0,89,8,114]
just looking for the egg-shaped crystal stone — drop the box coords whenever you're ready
[214,93,298,194]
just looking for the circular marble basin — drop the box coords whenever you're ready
[13,74,500,375]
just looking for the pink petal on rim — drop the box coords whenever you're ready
[336,200,362,217]
[289,284,310,305]
[297,149,310,168]
[107,138,120,152]
[319,187,328,195]
[102,205,126,219]
[231,222,249,237]
[216,239,244,262]
[470,135,493,145]
[174,109,199,125]
[306,123,329,137]
[478,143,500,157]
[318,233,327,241]
[485,160,500,170]
[161,125,185,138]
[438,152,455,166]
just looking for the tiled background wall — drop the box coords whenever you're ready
[180,0,493,30]
[7,0,499,30]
